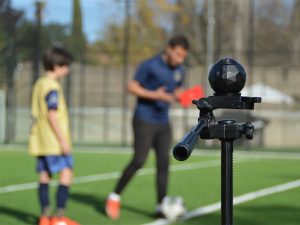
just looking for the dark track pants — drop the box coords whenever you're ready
[114,118,172,203]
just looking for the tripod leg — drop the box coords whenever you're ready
[221,140,233,225]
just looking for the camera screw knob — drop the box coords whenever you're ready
[244,122,254,139]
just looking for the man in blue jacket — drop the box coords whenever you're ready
[106,34,189,220]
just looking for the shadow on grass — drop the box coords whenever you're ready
[235,204,300,225]
[0,206,38,225]
[70,192,153,218]
[178,204,300,225]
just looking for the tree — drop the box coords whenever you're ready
[255,0,292,66]
[292,0,300,67]
[0,0,23,142]
[130,1,169,62]
[68,0,87,61]
[173,0,206,65]
[93,0,171,65]
[214,0,292,66]
[0,0,22,83]
[233,0,250,65]
[15,20,70,62]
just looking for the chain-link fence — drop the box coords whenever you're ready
[2,60,300,147]
[1,0,300,148]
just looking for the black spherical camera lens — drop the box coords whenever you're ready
[208,58,246,94]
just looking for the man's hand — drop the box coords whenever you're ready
[156,86,175,103]
[128,80,175,103]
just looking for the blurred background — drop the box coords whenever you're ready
[1,0,300,148]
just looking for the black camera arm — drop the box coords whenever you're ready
[173,95,261,161]
[172,98,214,161]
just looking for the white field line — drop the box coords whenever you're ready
[2,147,300,159]
[75,149,300,160]
[1,159,252,194]
[144,179,300,225]
[2,149,299,194]
[182,150,300,160]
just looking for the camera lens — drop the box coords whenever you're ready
[208,58,246,94]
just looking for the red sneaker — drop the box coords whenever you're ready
[105,194,121,220]
[50,216,80,225]
[38,216,51,225]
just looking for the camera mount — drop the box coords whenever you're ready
[173,58,261,225]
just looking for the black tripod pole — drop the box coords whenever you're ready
[221,139,234,225]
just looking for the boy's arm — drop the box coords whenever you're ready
[48,109,71,155]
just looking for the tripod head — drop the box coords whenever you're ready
[173,58,261,161]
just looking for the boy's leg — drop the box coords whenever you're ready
[38,171,51,225]
[38,171,51,216]
[55,167,72,217]
[52,167,80,224]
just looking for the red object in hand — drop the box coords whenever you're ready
[179,85,205,108]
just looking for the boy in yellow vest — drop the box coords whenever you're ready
[29,46,80,225]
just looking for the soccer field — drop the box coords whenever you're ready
[1,146,300,225]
